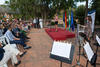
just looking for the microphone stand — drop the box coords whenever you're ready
[72,24,84,67]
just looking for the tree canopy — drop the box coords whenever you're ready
[8,0,76,19]
[92,0,100,23]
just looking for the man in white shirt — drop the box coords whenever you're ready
[39,18,43,28]
[33,18,36,28]
[5,25,31,49]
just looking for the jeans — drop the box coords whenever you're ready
[10,40,26,47]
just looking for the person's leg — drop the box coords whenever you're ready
[55,21,58,32]
[55,24,58,32]
[10,40,31,49]
[19,33,30,40]
[10,40,26,47]
[10,44,26,57]
[36,23,38,28]
[37,23,39,28]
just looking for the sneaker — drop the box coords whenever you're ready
[14,61,21,67]
[25,39,29,42]
[20,51,27,57]
[24,46,31,49]
[26,37,30,39]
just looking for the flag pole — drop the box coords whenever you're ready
[68,9,71,31]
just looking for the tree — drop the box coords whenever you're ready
[75,0,88,21]
[75,5,85,24]
[9,0,72,19]
[92,0,100,24]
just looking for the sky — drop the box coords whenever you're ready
[0,0,9,5]
[76,0,93,7]
[77,1,86,6]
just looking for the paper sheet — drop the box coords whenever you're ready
[96,35,100,45]
[51,41,72,59]
[84,42,94,61]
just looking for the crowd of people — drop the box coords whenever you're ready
[0,14,93,67]
[0,20,34,67]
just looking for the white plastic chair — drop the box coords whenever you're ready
[0,64,8,67]
[0,36,8,67]
[0,36,7,46]
[0,35,17,48]
[0,35,17,67]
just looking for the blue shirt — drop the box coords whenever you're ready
[5,30,15,41]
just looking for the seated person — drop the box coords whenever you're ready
[4,25,31,49]
[12,24,30,41]
[0,43,21,66]
[0,24,3,37]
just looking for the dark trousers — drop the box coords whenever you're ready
[36,23,40,28]
[10,40,26,47]
[34,23,36,28]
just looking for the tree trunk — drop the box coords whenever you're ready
[84,0,88,24]
[44,11,47,26]
[85,0,88,17]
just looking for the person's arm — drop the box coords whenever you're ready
[0,43,2,48]
[14,37,20,40]
[80,24,86,28]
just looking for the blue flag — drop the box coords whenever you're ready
[71,10,74,31]
[63,12,65,22]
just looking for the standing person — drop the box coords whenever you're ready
[54,14,58,32]
[33,18,36,28]
[79,16,92,42]
[37,17,40,28]
[36,17,38,28]
[84,16,92,40]
[39,18,43,29]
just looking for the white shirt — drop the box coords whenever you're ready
[5,30,15,41]
[33,18,36,23]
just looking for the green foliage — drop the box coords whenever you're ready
[92,0,100,25]
[8,0,91,22]
[75,0,85,2]
[75,5,85,25]
[5,1,9,4]
[9,0,75,20]
[51,22,55,25]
